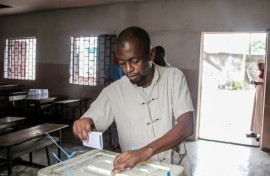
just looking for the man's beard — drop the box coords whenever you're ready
[129,75,146,87]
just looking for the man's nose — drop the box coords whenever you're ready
[125,62,133,73]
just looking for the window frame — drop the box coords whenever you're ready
[4,37,36,80]
[69,35,116,86]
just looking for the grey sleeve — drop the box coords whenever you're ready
[82,89,114,132]
[172,69,194,118]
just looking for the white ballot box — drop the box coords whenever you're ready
[38,149,184,176]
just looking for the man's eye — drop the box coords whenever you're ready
[119,61,125,65]
[132,58,140,63]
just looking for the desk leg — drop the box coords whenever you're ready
[79,98,89,116]
[58,130,62,160]
[79,100,82,116]
[84,100,87,114]
[46,147,51,166]
[63,105,66,123]
[58,104,65,123]
[29,152,33,164]
[7,147,12,176]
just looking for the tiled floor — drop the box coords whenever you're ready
[186,140,270,176]
[0,127,270,176]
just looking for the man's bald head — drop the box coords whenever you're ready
[116,26,151,54]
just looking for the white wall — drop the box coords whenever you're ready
[1,0,270,69]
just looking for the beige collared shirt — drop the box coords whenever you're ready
[83,65,194,163]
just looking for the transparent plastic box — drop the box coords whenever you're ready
[28,89,49,99]
[38,149,184,176]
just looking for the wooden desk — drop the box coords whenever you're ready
[0,116,26,131]
[0,123,68,175]
[0,84,23,92]
[53,99,80,123]
[8,92,28,115]
[79,97,92,116]
[0,91,28,116]
[26,97,58,116]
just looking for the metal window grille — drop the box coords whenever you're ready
[4,37,36,80]
[69,35,116,86]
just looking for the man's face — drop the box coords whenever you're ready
[116,39,153,87]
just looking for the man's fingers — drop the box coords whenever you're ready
[112,152,138,175]
[72,121,81,139]
[126,162,135,170]
[81,119,91,141]
[112,162,135,175]
[113,155,121,167]
[112,163,126,175]
[75,121,84,140]
[72,118,93,141]
[82,124,89,141]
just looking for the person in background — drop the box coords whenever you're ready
[73,26,194,175]
[153,45,171,67]
[246,60,265,141]
[107,52,125,83]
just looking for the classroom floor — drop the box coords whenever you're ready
[0,127,270,176]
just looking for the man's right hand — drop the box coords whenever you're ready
[72,117,96,141]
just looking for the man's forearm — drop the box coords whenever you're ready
[143,111,194,157]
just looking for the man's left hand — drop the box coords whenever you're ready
[111,147,153,175]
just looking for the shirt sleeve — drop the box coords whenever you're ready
[172,68,194,118]
[82,88,114,132]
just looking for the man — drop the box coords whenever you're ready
[73,26,194,175]
[153,45,171,67]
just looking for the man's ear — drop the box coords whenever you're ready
[149,48,156,61]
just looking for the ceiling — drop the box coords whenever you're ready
[0,0,145,16]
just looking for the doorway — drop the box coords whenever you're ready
[199,32,267,146]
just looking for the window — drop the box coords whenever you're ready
[69,35,116,86]
[4,37,36,80]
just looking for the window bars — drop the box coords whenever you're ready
[69,35,116,86]
[4,37,36,80]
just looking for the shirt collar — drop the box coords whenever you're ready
[150,64,160,87]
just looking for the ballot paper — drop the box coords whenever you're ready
[83,132,103,149]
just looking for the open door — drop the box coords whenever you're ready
[198,32,267,146]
